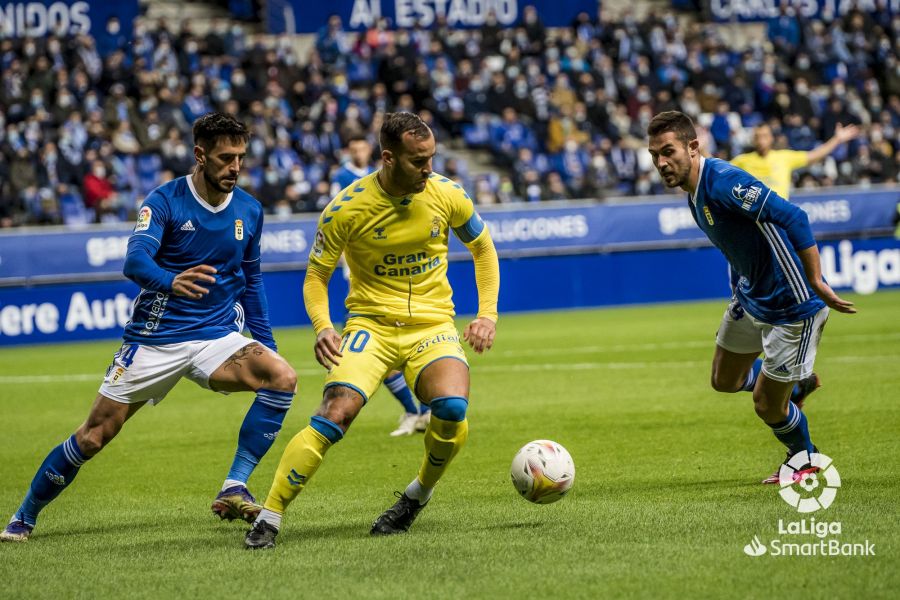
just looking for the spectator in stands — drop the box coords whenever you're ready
[0,7,897,226]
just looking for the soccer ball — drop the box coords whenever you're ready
[510,440,575,504]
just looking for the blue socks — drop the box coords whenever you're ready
[15,435,88,527]
[768,401,814,456]
[743,358,804,400]
[741,359,763,391]
[226,389,293,484]
[384,372,420,414]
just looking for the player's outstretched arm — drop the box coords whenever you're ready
[806,123,860,165]
[171,265,218,299]
[797,245,857,314]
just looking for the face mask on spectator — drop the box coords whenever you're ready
[48,40,61,54]
[265,171,279,184]
[796,83,808,95]
[233,73,246,86]
[797,57,810,69]
[174,145,188,158]
[58,93,73,107]
[276,203,292,219]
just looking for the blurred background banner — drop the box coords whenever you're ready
[0,0,139,39]
[706,0,900,22]
[0,186,895,284]
[1,186,897,345]
[266,0,599,34]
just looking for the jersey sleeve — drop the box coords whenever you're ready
[131,190,170,247]
[304,200,350,334]
[308,200,349,274]
[710,167,816,251]
[781,149,809,170]
[123,191,176,292]
[240,208,276,351]
[444,182,488,244]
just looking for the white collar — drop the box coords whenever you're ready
[186,175,233,213]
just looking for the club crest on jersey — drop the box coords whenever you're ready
[732,183,762,211]
[234,219,244,240]
[312,229,325,258]
[703,206,714,226]
[430,216,441,238]
[135,206,152,232]
[373,227,387,240]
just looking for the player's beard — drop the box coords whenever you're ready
[659,161,689,189]
[204,166,236,193]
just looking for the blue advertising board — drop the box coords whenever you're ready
[707,0,899,22]
[267,0,599,33]
[0,0,139,38]
[2,236,898,346]
[1,187,895,284]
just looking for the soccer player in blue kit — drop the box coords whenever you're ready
[1,113,297,542]
[646,112,856,483]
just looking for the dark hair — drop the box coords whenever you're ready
[647,111,697,146]
[192,112,250,150]
[379,112,431,153]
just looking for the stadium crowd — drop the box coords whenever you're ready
[0,6,898,227]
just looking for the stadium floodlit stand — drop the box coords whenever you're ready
[0,2,897,226]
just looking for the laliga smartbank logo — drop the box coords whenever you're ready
[743,452,875,558]
[778,451,840,513]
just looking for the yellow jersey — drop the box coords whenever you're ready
[306,171,496,331]
[730,149,808,199]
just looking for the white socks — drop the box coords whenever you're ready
[405,478,434,504]
[255,508,283,531]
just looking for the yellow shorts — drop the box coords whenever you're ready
[324,316,468,402]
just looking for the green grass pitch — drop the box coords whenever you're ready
[1,292,898,598]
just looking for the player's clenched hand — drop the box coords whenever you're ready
[811,281,857,314]
[314,328,343,369]
[463,317,496,354]
[172,265,217,299]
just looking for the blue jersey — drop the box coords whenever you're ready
[690,157,825,324]
[331,163,374,195]
[122,176,275,347]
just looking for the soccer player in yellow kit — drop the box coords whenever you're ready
[245,113,500,548]
[731,122,859,199]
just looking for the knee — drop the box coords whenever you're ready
[710,371,740,393]
[429,396,468,421]
[752,393,786,422]
[269,364,297,393]
[75,425,114,457]
[317,386,364,431]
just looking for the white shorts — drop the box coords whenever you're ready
[716,299,830,383]
[98,332,256,405]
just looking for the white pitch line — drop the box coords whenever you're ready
[4,354,894,384]
[497,331,900,358]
